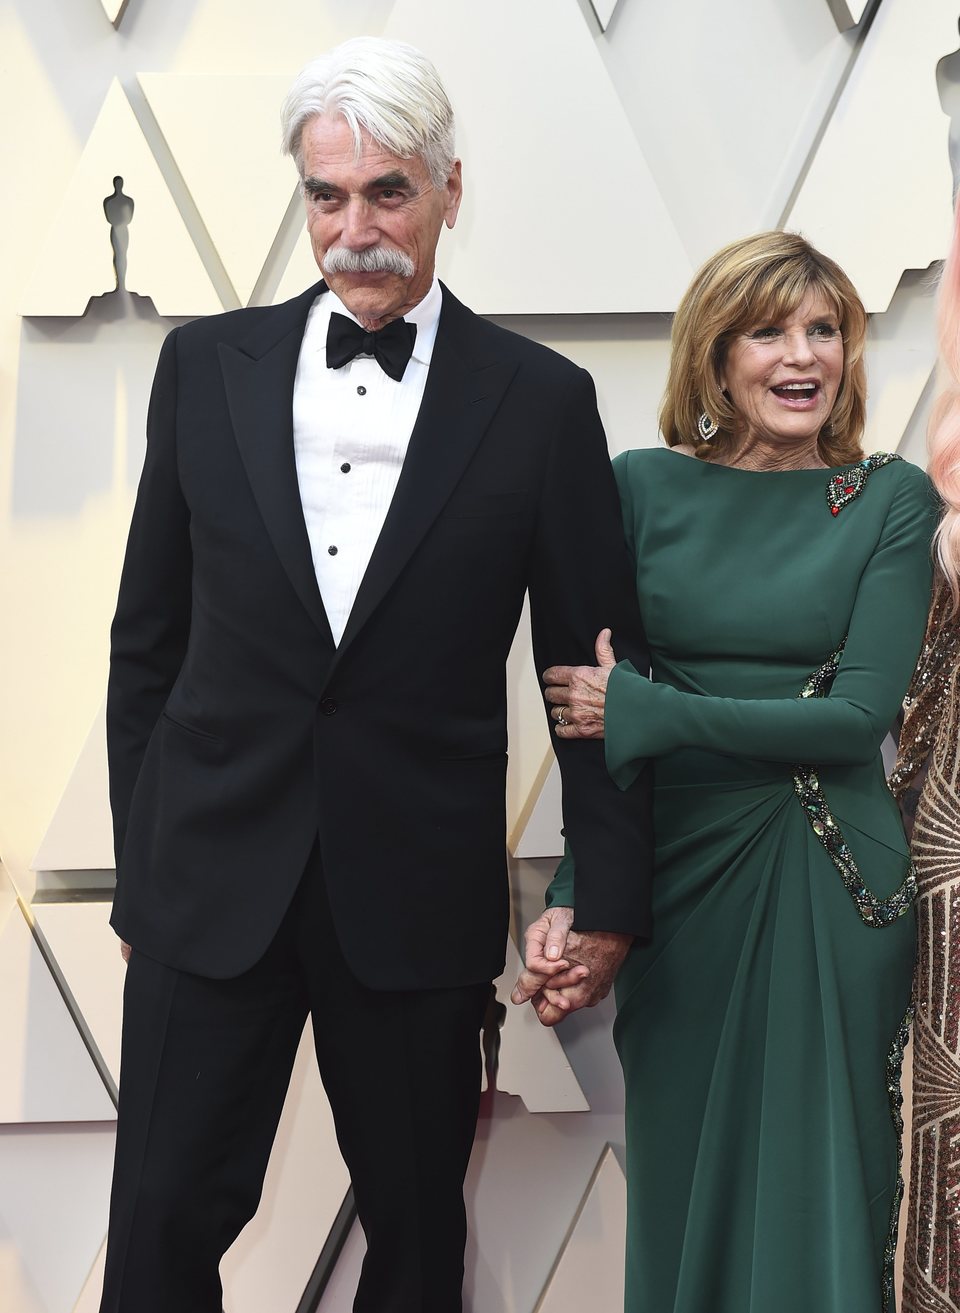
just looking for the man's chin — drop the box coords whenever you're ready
[328,276,407,324]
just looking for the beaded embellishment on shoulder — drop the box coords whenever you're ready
[826,452,902,517]
[793,641,918,926]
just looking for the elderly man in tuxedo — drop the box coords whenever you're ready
[99,36,653,1313]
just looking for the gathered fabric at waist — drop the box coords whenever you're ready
[651,747,912,912]
[654,747,794,792]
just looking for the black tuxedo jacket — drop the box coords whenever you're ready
[107,282,653,988]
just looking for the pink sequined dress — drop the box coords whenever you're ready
[891,574,960,1312]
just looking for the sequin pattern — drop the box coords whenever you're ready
[795,642,918,927]
[891,573,960,1313]
[883,1007,914,1313]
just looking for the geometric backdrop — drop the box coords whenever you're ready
[3,0,958,1310]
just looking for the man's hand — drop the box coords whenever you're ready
[512,905,633,1028]
[529,929,633,1026]
[511,906,588,1005]
[544,628,617,739]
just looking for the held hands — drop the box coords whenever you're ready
[510,906,633,1027]
[545,628,617,740]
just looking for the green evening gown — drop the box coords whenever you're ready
[548,447,938,1312]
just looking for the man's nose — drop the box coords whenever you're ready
[339,197,378,250]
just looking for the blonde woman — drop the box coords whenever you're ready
[890,200,960,1313]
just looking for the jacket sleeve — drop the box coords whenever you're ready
[106,327,193,865]
[604,466,937,790]
[527,368,653,936]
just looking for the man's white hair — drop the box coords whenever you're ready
[280,37,456,190]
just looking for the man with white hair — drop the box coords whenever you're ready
[99,37,652,1313]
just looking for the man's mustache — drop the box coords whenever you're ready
[322,246,415,279]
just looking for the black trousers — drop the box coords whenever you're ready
[98,847,490,1313]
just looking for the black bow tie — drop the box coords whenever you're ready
[326,312,417,382]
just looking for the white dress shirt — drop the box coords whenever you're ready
[291,279,442,644]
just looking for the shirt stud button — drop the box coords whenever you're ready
[357,385,367,396]
[328,545,338,556]
[340,463,351,474]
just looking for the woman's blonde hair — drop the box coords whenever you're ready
[660,230,868,466]
[928,197,960,610]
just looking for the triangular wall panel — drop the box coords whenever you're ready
[99,0,129,25]
[139,75,297,306]
[589,0,623,29]
[0,1125,115,1313]
[21,80,222,318]
[31,701,113,872]
[862,271,938,456]
[221,1026,351,1313]
[31,900,124,1090]
[535,1145,627,1312]
[510,753,563,860]
[72,1241,106,1313]
[826,0,870,30]
[0,883,114,1122]
[786,0,955,312]
[278,0,692,311]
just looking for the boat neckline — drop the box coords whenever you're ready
[648,447,889,476]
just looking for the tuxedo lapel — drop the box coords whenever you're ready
[334,288,518,661]
[218,283,335,645]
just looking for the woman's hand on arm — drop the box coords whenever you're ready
[544,629,618,739]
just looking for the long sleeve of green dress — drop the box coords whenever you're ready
[604,462,937,788]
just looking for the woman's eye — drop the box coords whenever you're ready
[811,323,840,339]
[750,326,780,340]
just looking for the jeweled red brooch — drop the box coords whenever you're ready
[826,453,901,516]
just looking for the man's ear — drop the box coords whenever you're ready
[443,160,463,230]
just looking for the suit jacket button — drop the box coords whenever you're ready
[320,697,338,716]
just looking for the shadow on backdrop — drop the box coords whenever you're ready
[14,174,190,517]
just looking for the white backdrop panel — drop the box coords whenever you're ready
[139,74,297,306]
[535,1145,627,1312]
[787,0,955,312]
[31,900,124,1091]
[826,0,871,29]
[20,81,222,318]
[99,0,129,27]
[0,1123,114,1313]
[863,270,939,454]
[278,0,692,311]
[31,702,113,873]
[589,0,624,29]
[0,892,114,1124]
[221,1026,351,1313]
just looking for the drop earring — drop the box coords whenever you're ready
[697,411,719,442]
